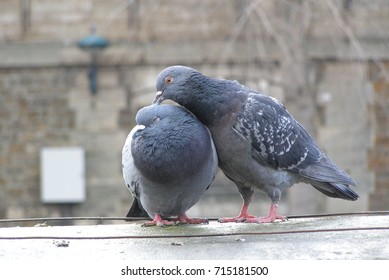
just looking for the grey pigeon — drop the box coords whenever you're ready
[153,65,358,223]
[122,104,218,226]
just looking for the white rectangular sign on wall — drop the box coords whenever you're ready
[40,147,86,203]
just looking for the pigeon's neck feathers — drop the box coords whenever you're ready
[182,73,247,126]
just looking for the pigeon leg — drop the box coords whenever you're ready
[218,200,256,223]
[175,213,209,225]
[219,187,255,223]
[142,214,176,227]
[245,204,287,223]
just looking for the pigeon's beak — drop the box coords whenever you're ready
[152,91,164,105]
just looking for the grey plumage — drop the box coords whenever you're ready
[122,104,218,226]
[153,65,358,223]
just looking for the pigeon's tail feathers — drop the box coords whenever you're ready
[310,181,359,201]
[126,198,149,218]
[300,155,356,186]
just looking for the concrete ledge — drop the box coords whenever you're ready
[0,212,388,260]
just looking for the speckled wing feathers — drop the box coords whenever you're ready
[234,93,321,172]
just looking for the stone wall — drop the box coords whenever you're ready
[369,62,389,211]
[0,68,77,218]
[0,0,388,222]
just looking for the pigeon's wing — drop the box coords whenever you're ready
[233,93,324,174]
[234,93,319,170]
[122,125,144,198]
[234,93,355,185]
[122,128,150,218]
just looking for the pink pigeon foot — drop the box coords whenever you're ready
[142,214,176,227]
[174,213,209,225]
[244,204,287,223]
[218,202,255,223]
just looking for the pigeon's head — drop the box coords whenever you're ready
[136,104,179,128]
[153,65,200,106]
[152,65,234,126]
[132,104,212,184]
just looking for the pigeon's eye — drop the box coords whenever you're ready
[164,76,174,84]
[152,116,160,123]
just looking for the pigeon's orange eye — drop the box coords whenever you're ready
[165,76,174,84]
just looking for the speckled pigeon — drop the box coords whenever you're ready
[122,104,218,226]
[153,65,358,223]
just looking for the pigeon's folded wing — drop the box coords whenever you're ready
[234,93,319,169]
[234,93,354,185]
[122,125,144,198]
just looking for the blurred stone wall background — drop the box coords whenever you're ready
[0,0,387,221]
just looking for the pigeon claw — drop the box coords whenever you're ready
[142,214,177,227]
[243,204,287,224]
[218,213,256,223]
[244,214,287,224]
[142,213,209,227]
[142,220,176,227]
[174,213,209,225]
[218,202,255,223]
